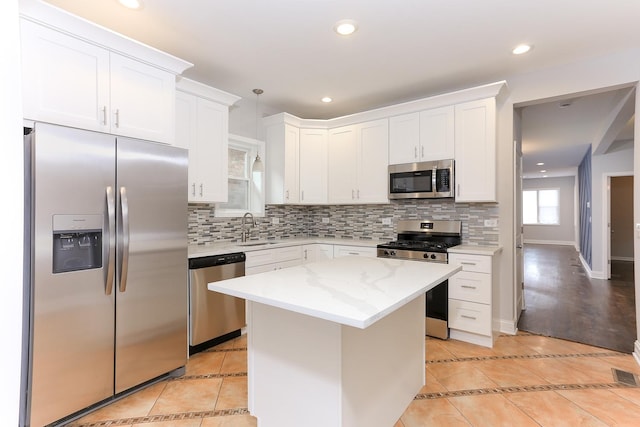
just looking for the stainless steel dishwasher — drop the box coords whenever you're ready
[188,252,246,354]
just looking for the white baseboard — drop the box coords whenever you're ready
[634,340,640,368]
[523,239,576,246]
[611,256,634,262]
[577,253,606,279]
[496,318,518,335]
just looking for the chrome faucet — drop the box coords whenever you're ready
[241,212,256,242]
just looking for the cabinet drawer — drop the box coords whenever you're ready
[449,271,491,304]
[245,246,302,268]
[245,258,302,276]
[448,299,491,336]
[448,253,491,273]
[333,245,376,258]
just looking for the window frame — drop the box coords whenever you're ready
[215,134,265,218]
[522,188,560,225]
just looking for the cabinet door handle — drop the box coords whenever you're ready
[199,183,203,197]
[461,285,477,289]
[461,315,477,320]
[421,146,425,158]
[286,190,289,200]
[102,106,107,125]
[351,189,355,199]
[414,147,418,159]
[301,190,304,201]
[304,249,308,260]
[348,252,359,256]
[191,183,196,196]
[460,262,477,266]
[114,109,120,128]
[457,184,460,197]
[357,189,360,199]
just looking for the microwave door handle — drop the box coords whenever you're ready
[432,167,437,194]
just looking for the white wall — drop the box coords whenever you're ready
[523,176,576,245]
[229,96,281,140]
[1,0,25,422]
[497,47,640,344]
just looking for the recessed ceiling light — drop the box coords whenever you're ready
[334,19,358,36]
[321,97,333,103]
[512,44,532,55]
[118,0,143,10]
[536,162,545,166]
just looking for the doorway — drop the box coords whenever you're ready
[514,87,636,352]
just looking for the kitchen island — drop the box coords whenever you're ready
[209,256,460,427]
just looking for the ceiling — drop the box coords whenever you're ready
[39,0,638,175]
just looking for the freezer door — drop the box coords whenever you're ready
[115,137,188,393]
[28,123,116,426]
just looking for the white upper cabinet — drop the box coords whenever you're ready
[109,54,175,143]
[389,105,454,164]
[327,126,358,204]
[419,106,455,161]
[328,119,389,204]
[20,18,186,144]
[21,19,110,133]
[175,79,240,203]
[357,119,389,203]
[299,128,328,204]
[454,98,496,202]
[266,121,300,204]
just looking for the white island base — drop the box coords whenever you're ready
[208,257,460,427]
[247,295,425,427]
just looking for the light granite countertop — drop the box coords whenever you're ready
[208,256,461,329]
[189,237,387,258]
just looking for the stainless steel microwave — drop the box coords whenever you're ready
[388,159,454,199]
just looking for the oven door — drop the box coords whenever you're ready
[426,281,448,339]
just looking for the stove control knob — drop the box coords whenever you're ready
[423,253,429,259]
[430,254,437,260]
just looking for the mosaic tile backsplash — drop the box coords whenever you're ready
[188,200,499,246]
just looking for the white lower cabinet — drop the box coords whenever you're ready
[302,244,334,263]
[245,246,303,275]
[333,245,377,258]
[448,251,499,347]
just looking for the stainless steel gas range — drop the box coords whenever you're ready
[377,220,462,339]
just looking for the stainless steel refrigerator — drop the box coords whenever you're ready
[23,122,188,426]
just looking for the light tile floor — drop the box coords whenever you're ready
[69,332,640,427]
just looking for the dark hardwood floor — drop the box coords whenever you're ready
[517,244,637,353]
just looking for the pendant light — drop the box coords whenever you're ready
[252,88,264,173]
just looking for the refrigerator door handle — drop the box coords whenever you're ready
[105,186,116,295]
[119,186,130,292]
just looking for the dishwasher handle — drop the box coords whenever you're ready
[189,252,246,270]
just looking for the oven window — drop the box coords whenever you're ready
[390,171,433,193]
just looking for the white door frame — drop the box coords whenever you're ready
[603,171,633,279]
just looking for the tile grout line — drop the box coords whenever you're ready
[415,382,637,401]
[427,351,624,364]
[70,408,250,427]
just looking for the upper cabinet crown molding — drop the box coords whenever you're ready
[176,77,240,107]
[262,81,507,129]
[19,0,192,75]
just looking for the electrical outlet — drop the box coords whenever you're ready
[322,217,330,224]
[272,217,280,224]
[382,218,392,225]
[484,219,498,227]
